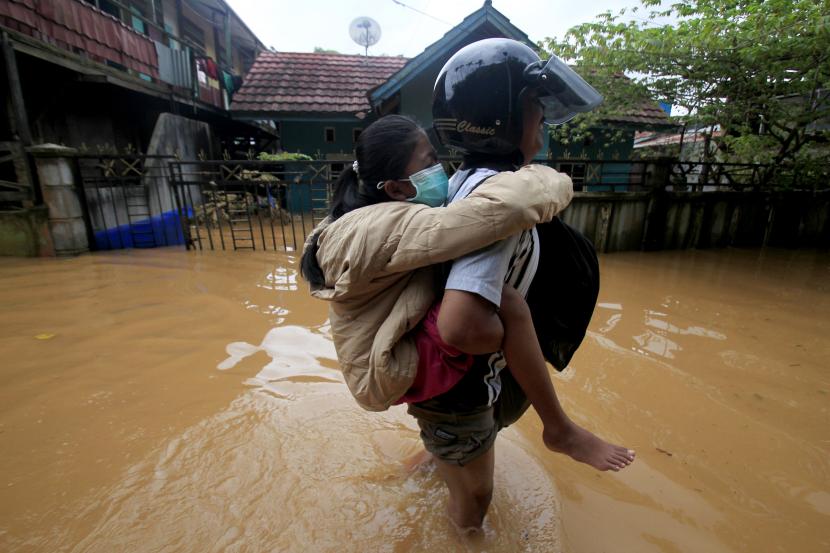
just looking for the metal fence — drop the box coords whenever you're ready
[661,160,826,192]
[168,159,340,251]
[75,154,182,250]
[536,158,648,192]
[72,154,828,253]
[449,157,829,192]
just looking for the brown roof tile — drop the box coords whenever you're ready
[231,51,408,115]
[603,102,677,127]
[583,72,677,127]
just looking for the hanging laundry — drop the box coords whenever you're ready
[221,71,243,95]
[204,58,219,79]
[196,58,208,85]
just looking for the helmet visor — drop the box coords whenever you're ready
[525,56,603,125]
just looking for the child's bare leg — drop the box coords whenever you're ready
[433,445,495,530]
[499,286,635,471]
[400,448,433,474]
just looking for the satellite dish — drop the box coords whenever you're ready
[349,17,382,56]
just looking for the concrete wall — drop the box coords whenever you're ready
[30,145,90,256]
[0,207,55,257]
[561,190,830,253]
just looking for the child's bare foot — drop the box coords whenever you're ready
[542,422,635,471]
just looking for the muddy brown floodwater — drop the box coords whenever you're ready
[0,247,828,552]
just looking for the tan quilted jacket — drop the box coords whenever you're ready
[307,164,573,411]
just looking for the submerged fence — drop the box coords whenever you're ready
[70,155,829,253]
[168,159,337,252]
[537,158,829,193]
[75,154,182,250]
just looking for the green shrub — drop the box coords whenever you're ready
[257,152,313,162]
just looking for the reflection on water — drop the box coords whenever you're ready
[260,265,299,291]
[219,325,343,391]
[1,248,828,553]
[597,301,727,360]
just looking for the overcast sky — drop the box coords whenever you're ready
[224,0,646,58]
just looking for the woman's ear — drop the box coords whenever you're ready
[382,180,415,201]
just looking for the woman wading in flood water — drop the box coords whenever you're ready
[302,39,634,533]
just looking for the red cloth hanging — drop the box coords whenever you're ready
[204,57,219,79]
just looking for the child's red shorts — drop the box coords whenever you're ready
[394,301,473,405]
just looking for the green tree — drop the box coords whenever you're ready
[541,0,830,185]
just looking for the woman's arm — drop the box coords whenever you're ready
[384,164,572,274]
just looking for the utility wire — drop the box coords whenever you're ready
[391,0,453,26]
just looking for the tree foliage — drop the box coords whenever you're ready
[541,0,830,181]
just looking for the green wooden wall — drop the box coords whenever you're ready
[280,120,365,158]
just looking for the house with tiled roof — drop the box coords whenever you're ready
[232,0,675,163]
[232,52,408,157]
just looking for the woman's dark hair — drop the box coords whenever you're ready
[301,115,423,285]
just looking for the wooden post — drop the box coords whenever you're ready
[763,202,775,247]
[690,200,705,249]
[596,202,613,253]
[2,32,33,146]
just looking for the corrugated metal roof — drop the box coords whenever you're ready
[231,52,408,117]
[0,0,158,78]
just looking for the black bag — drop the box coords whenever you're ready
[526,218,600,371]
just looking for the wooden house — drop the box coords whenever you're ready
[231,0,674,169]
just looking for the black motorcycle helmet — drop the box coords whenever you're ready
[432,38,603,155]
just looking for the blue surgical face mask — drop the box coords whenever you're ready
[403,163,449,207]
